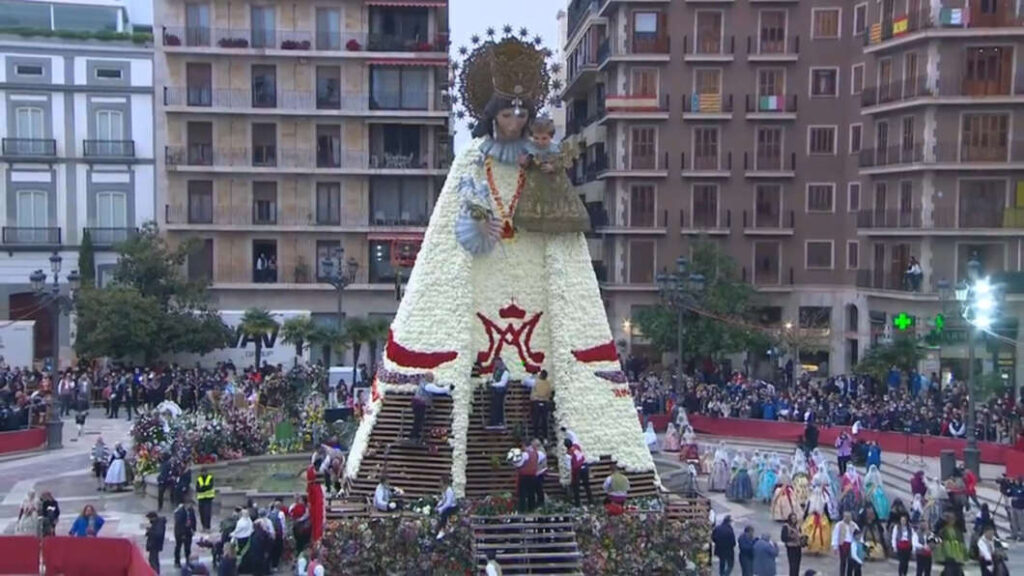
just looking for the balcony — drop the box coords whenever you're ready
[2,227,61,247]
[744,94,797,119]
[858,145,925,169]
[681,151,732,178]
[594,209,669,235]
[163,87,447,117]
[598,34,671,67]
[856,206,1024,236]
[682,93,733,119]
[856,269,935,295]
[856,209,924,231]
[83,140,135,159]
[596,151,669,178]
[864,3,1024,52]
[365,34,449,53]
[83,227,138,247]
[743,151,796,178]
[567,0,601,41]
[861,75,931,108]
[162,27,445,55]
[746,35,800,61]
[679,208,731,235]
[1,138,56,159]
[165,146,444,175]
[599,93,670,122]
[860,142,1024,173]
[683,35,735,62]
[742,209,795,235]
[864,74,1024,111]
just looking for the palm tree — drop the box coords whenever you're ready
[366,317,391,375]
[344,317,374,385]
[239,308,279,369]
[280,316,315,364]
[309,324,348,367]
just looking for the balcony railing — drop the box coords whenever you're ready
[861,75,931,107]
[365,33,448,53]
[856,209,924,229]
[863,10,933,46]
[937,206,1024,229]
[369,212,430,227]
[602,92,670,114]
[745,93,797,114]
[162,27,446,52]
[743,209,795,229]
[858,144,924,168]
[856,269,931,293]
[744,151,797,172]
[83,227,137,246]
[83,140,135,158]
[746,35,799,56]
[567,0,600,40]
[683,93,733,114]
[936,141,1024,163]
[166,146,438,171]
[2,138,56,157]
[682,151,732,172]
[2,227,61,246]
[683,35,735,56]
[680,208,731,230]
[625,34,670,54]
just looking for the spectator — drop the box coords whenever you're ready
[145,511,166,574]
[68,504,104,537]
[752,532,778,576]
[737,525,756,576]
[712,515,737,576]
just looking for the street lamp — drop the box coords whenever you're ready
[320,246,359,377]
[656,256,706,369]
[956,253,1001,475]
[29,251,80,450]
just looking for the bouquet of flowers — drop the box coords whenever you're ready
[300,392,327,447]
[505,448,522,464]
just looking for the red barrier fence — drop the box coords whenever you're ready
[0,427,45,455]
[0,536,155,576]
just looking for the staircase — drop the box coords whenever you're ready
[472,514,583,575]
[465,383,660,498]
[347,392,454,499]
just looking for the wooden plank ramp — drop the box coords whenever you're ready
[472,514,583,576]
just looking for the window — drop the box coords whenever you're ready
[755,126,783,170]
[186,63,212,106]
[96,191,127,229]
[904,52,919,96]
[806,241,834,269]
[252,182,277,225]
[14,106,44,139]
[850,124,863,153]
[316,66,341,109]
[630,126,657,169]
[899,180,914,226]
[187,239,214,282]
[15,190,47,230]
[369,241,397,283]
[848,182,861,212]
[757,68,785,108]
[95,68,122,80]
[52,3,118,31]
[807,184,835,212]
[316,8,341,50]
[251,6,276,49]
[94,109,123,143]
[630,68,658,97]
[316,240,341,280]
[634,11,659,34]
[185,4,210,46]
[851,64,864,95]
[901,116,916,156]
[853,3,867,35]
[252,240,277,283]
[252,65,277,108]
[810,68,838,97]
[371,66,430,110]
[878,58,894,101]
[754,242,781,285]
[755,184,782,228]
[964,47,1012,96]
[187,181,213,223]
[812,8,840,39]
[694,68,723,111]
[961,113,1009,162]
[629,185,655,227]
[959,180,1007,228]
[847,241,859,269]
[370,124,423,166]
[628,240,655,284]
[759,10,787,54]
[15,64,43,76]
[368,6,430,49]
[693,127,720,170]
[316,125,342,168]
[370,178,429,225]
[0,1,50,28]
[316,183,342,225]
[692,184,719,227]
[251,123,277,167]
[695,11,723,54]
[808,126,837,155]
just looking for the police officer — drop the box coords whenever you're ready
[195,468,215,532]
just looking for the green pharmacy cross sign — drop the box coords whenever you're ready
[933,313,945,331]
[893,312,915,331]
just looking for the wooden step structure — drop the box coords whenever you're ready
[472,514,583,575]
[347,392,454,499]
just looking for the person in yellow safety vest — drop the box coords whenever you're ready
[195,470,215,532]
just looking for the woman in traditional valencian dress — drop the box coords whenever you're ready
[664,422,680,452]
[771,466,797,522]
[710,443,731,492]
[810,466,837,521]
[757,454,780,503]
[726,454,754,502]
[791,449,811,513]
[839,466,865,516]
[859,504,890,560]
[802,481,832,555]
[681,425,699,462]
[343,33,656,496]
[864,465,891,521]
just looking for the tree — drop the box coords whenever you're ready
[112,222,203,309]
[854,336,924,384]
[633,240,771,363]
[239,308,279,369]
[344,317,374,382]
[74,286,162,361]
[309,324,350,367]
[281,316,315,360]
[79,229,96,289]
[365,317,391,374]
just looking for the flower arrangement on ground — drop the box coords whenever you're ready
[320,514,473,575]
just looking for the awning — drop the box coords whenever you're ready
[365,1,447,7]
[367,58,448,67]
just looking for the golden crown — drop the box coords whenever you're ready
[455,27,561,125]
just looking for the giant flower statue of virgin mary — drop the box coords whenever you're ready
[345,31,657,495]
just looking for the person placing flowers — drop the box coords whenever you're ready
[435,475,457,540]
[408,373,452,444]
[602,465,631,515]
[374,474,404,512]
[487,357,510,430]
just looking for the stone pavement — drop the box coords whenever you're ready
[654,433,1023,576]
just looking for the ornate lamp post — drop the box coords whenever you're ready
[320,246,359,380]
[656,257,706,369]
[30,251,80,450]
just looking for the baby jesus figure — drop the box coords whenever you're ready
[514,117,590,234]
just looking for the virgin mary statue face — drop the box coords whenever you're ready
[494,107,527,141]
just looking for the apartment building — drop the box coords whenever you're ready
[563,0,1024,386]
[154,0,451,360]
[0,0,155,365]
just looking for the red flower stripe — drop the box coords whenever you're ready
[385,329,458,369]
[571,340,619,363]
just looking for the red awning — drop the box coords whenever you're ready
[365,1,447,7]
[367,232,425,241]
[367,58,448,67]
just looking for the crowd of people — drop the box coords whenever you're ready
[629,362,1024,446]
